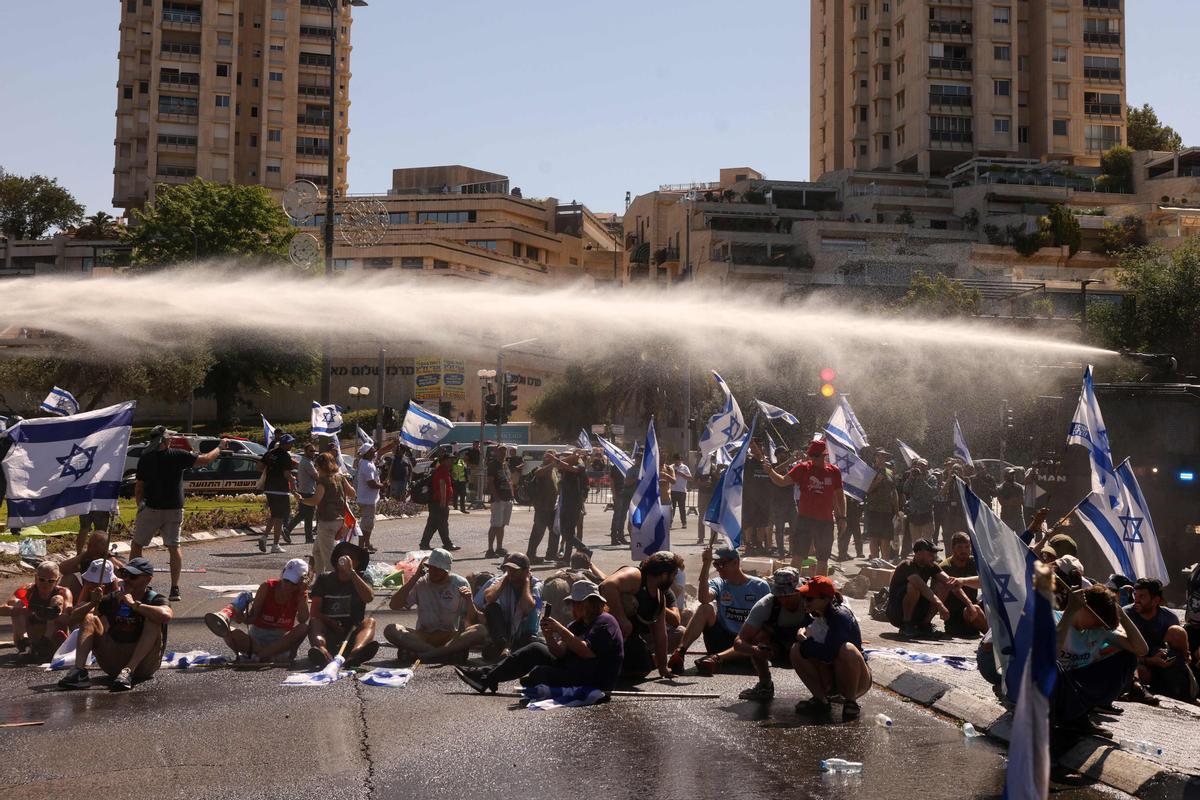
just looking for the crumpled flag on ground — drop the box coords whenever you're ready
[42,628,96,671]
[521,684,607,710]
[161,650,229,669]
[359,668,412,688]
[864,647,975,671]
[282,655,351,686]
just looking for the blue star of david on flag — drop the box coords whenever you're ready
[834,453,853,472]
[1067,422,1090,441]
[1119,514,1144,544]
[728,464,744,487]
[992,572,1020,604]
[720,418,743,440]
[56,443,98,481]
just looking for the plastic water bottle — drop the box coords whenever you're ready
[820,758,863,773]
[874,713,893,728]
[1119,739,1164,758]
[962,723,982,738]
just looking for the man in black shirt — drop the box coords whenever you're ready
[259,433,297,553]
[132,427,225,601]
[57,557,173,691]
[886,539,956,638]
[308,541,379,668]
[524,452,560,564]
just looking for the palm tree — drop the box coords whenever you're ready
[73,211,121,240]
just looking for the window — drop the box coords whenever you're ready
[1018,55,1029,72]
[215,94,230,107]
[881,134,890,150]
[1085,124,1122,152]
[250,105,258,117]
[364,257,393,268]
[126,0,136,11]
[1084,55,1121,80]
[859,5,868,21]
[930,115,973,142]
[994,45,1011,61]
[859,143,868,155]
[994,79,1011,96]
[122,85,133,100]
[269,71,283,82]
[139,80,148,94]
[881,65,890,80]
[859,106,868,122]
[433,260,450,270]
[1053,12,1068,29]
[251,77,259,87]
[1018,90,1029,107]
[270,43,285,53]
[1055,83,1069,101]
[249,134,258,148]
[1018,126,1029,144]
[216,63,229,77]
[417,210,477,224]
[466,240,498,251]
[994,117,1011,134]
[882,36,890,46]
[1084,91,1122,116]
[388,212,409,224]
[993,6,1010,24]
[1053,119,1069,136]
[401,257,423,269]
[218,34,232,47]
[268,129,282,142]
[525,246,540,262]
[859,78,868,88]
[271,9,285,21]
[266,165,281,174]
[1052,46,1068,64]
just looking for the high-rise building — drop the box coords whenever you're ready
[113,0,356,210]
[810,0,1126,178]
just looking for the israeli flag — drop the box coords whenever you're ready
[1004,576,1058,800]
[755,399,800,426]
[704,418,755,548]
[311,401,344,437]
[824,434,876,502]
[282,655,351,686]
[577,428,592,451]
[959,478,1034,699]
[629,417,670,560]
[399,400,454,452]
[825,396,869,451]
[40,387,80,417]
[698,371,746,456]
[597,435,634,477]
[360,667,413,688]
[953,415,974,465]
[1114,460,1169,585]
[1067,365,1120,510]
[356,425,374,449]
[262,415,276,449]
[1,401,134,527]
[764,429,778,463]
[896,439,921,468]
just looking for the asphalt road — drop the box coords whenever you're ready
[0,506,1124,800]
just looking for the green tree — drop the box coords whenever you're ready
[1046,204,1082,256]
[1099,215,1148,256]
[73,211,122,240]
[895,270,982,317]
[199,339,320,430]
[124,178,294,266]
[1100,145,1135,192]
[1126,104,1184,152]
[0,168,85,239]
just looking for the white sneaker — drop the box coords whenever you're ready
[270,544,285,554]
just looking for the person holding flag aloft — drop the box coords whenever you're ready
[753,439,846,578]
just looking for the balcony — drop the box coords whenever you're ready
[1084,102,1122,117]
[159,74,199,92]
[299,53,332,68]
[1084,31,1121,47]
[930,130,974,147]
[155,165,197,183]
[160,42,201,62]
[297,114,331,128]
[1083,0,1120,11]
[929,57,972,74]
[1084,66,1122,81]
[298,84,331,98]
[296,145,330,157]
[300,25,333,39]
[929,20,972,38]
[929,93,972,109]
[161,9,201,30]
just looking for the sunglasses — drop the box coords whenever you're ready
[36,577,57,583]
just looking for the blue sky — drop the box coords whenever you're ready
[1,1,1196,218]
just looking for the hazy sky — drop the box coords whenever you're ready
[2,1,1197,218]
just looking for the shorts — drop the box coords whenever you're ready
[769,626,801,667]
[887,595,931,629]
[266,493,290,520]
[1186,622,1200,658]
[490,500,513,527]
[702,623,738,654]
[866,510,894,542]
[133,507,184,547]
[249,625,287,650]
[358,504,376,535]
[79,510,112,534]
[792,516,834,562]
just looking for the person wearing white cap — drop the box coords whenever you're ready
[455,579,625,695]
[205,558,311,663]
[58,532,123,600]
[353,439,395,555]
[384,547,486,663]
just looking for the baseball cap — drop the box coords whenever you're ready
[565,580,604,604]
[500,552,531,571]
[427,547,454,571]
[145,425,170,448]
[713,544,740,562]
[806,440,827,457]
[281,558,309,584]
[121,557,154,577]
[799,574,837,599]
[1038,544,1058,560]
[278,433,296,446]
[1047,533,1078,558]
[771,567,802,596]
[1056,554,1085,580]
[82,558,115,584]
[912,539,940,554]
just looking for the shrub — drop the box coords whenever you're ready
[1047,204,1082,256]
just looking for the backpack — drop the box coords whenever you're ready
[409,470,434,505]
[869,587,891,621]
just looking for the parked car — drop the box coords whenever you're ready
[120,452,263,498]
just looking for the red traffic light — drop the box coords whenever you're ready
[820,367,837,382]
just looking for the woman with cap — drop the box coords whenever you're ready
[294,452,357,574]
[205,558,311,663]
[791,575,871,718]
[259,433,298,554]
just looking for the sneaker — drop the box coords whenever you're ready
[169,586,181,602]
[667,650,685,674]
[270,544,285,554]
[307,647,328,670]
[204,610,232,638]
[738,681,775,701]
[445,544,461,551]
[842,699,861,719]
[454,665,495,694]
[57,667,90,690]
[281,532,293,545]
[794,697,832,716]
[112,667,134,691]
[344,640,380,668]
[257,535,267,552]
[899,623,920,639]
[1122,683,1160,706]
[695,655,721,677]
[15,634,30,654]
[495,547,508,557]
[484,549,496,559]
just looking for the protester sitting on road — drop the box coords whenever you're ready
[667,544,770,676]
[6,562,72,661]
[886,539,974,638]
[455,580,624,696]
[540,553,606,625]
[1053,585,1148,737]
[1122,578,1198,704]
[474,553,543,661]
[734,567,812,702]
[206,558,311,664]
[385,547,486,663]
[600,551,684,680]
[57,557,173,691]
[259,433,298,554]
[939,532,988,638]
[308,542,379,669]
[791,575,871,718]
[295,452,357,574]
[59,531,123,599]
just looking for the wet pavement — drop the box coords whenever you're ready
[0,506,1126,799]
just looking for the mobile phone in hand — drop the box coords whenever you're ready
[542,603,552,620]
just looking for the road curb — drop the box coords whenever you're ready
[867,657,1200,798]
[110,526,262,555]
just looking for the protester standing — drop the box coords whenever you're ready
[295,452,356,574]
[668,454,691,528]
[258,434,297,554]
[486,446,514,558]
[283,442,320,544]
[354,440,395,554]
[525,452,560,564]
[861,448,898,562]
[997,468,1026,533]
[756,439,846,577]
[419,451,459,551]
[450,451,469,514]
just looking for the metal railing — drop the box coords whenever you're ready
[1083,31,1121,46]
[296,145,330,156]
[159,73,200,86]
[297,114,331,126]
[929,20,972,35]
[1084,102,1122,116]
[1084,67,1122,81]
[161,42,201,56]
[930,130,973,143]
[1083,0,1120,10]
[929,57,972,72]
[929,93,972,108]
[162,10,201,24]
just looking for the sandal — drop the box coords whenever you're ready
[696,655,721,677]
[794,697,832,715]
[738,681,775,702]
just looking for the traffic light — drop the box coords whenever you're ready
[382,405,396,430]
[503,382,519,422]
[484,392,500,425]
[819,367,837,398]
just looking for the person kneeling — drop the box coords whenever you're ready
[791,575,871,718]
[57,557,172,691]
[206,558,311,664]
[6,562,73,662]
[455,580,623,696]
[734,568,812,702]
[384,547,486,663]
[308,542,379,669]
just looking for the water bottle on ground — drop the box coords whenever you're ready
[1119,739,1164,757]
[962,722,982,737]
[820,758,863,773]
[874,713,893,728]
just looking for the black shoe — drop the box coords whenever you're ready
[899,623,920,639]
[345,641,380,668]
[454,665,495,694]
[444,543,461,551]
[484,549,496,559]
[307,647,328,670]
[282,532,293,545]
[57,667,90,690]
[842,699,861,719]
[112,667,134,691]
[305,537,314,545]
[169,586,181,602]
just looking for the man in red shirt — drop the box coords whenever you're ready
[419,451,460,551]
[756,439,845,576]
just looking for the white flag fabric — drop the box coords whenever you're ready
[824,396,869,451]
[896,439,921,468]
[597,435,634,477]
[521,684,607,710]
[283,655,351,686]
[577,429,591,451]
[311,401,344,437]
[755,399,800,426]
[764,429,778,463]
[1004,574,1058,800]
[1074,459,1170,585]
[824,434,876,502]
[161,649,229,669]
[40,386,80,417]
[698,371,747,456]
[262,415,276,449]
[1066,365,1120,510]
[399,400,454,452]
[43,628,96,671]
[629,417,670,560]
[360,668,413,688]
[953,415,974,465]
[703,418,755,549]
[1,401,133,527]
[356,425,374,449]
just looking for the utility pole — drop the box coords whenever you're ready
[373,348,385,444]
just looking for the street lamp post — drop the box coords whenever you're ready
[681,191,695,455]
[347,385,369,411]
[1079,278,1099,338]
